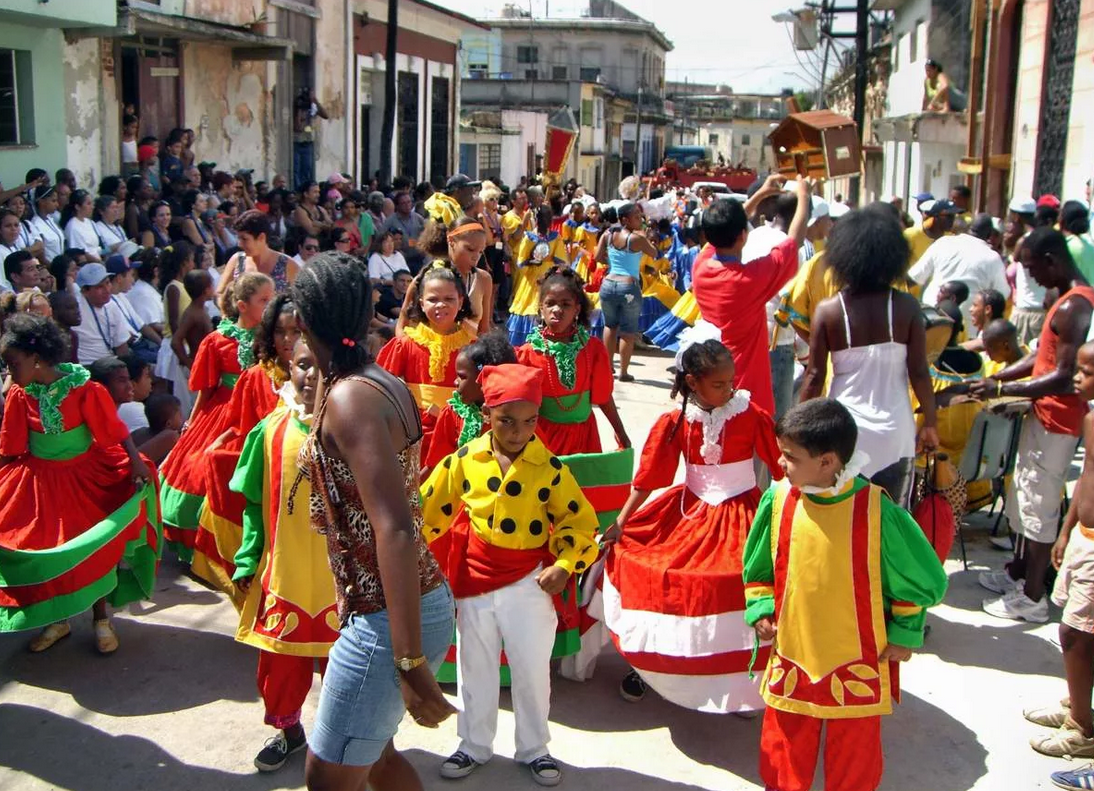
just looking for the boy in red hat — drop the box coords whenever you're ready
[421,363,598,787]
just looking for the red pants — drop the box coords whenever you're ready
[256,651,327,729]
[760,707,883,791]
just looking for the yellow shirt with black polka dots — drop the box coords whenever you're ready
[420,432,599,575]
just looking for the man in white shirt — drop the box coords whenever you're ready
[73,263,131,365]
[909,205,1011,327]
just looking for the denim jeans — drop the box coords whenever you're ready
[293,141,315,191]
[770,344,796,422]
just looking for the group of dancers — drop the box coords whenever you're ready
[0,193,950,791]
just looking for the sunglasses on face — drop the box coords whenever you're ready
[335,238,351,245]
[303,244,319,251]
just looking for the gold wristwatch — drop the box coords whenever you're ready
[395,654,428,672]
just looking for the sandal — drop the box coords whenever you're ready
[618,373,635,383]
[94,618,119,654]
[28,622,71,653]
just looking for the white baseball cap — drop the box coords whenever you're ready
[1008,196,1037,215]
[808,196,830,227]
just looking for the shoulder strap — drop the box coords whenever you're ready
[345,368,423,446]
[837,292,852,346]
[887,290,895,343]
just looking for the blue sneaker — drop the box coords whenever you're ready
[1052,764,1094,789]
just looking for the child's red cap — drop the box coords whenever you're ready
[478,364,543,408]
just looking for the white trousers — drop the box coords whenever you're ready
[455,566,557,764]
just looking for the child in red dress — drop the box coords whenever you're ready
[517,267,630,455]
[378,264,474,465]
[602,334,783,711]
[0,315,156,654]
[191,293,300,601]
[423,329,517,473]
[158,272,274,559]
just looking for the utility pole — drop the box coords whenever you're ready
[379,0,398,184]
[850,0,868,205]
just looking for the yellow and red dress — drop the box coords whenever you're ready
[159,319,255,559]
[0,367,161,631]
[604,390,782,712]
[517,326,614,455]
[742,477,948,791]
[232,402,338,729]
[191,361,286,605]
[377,323,473,466]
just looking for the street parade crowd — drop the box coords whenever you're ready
[3,136,1094,790]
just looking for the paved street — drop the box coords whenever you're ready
[0,349,1079,791]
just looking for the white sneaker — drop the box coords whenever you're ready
[990,535,1014,551]
[983,588,1049,623]
[978,569,1021,594]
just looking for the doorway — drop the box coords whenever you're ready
[119,37,181,141]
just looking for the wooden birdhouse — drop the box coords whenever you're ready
[769,110,861,180]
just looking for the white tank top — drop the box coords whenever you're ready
[828,291,916,477]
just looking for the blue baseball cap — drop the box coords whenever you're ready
[104,254,134,276]
[914,191,934,205]
[75,262,112,288]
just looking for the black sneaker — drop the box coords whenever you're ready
[440,750,480,780]
[619,670,647,702]
[254,729,306,772]
[528,755,562,787]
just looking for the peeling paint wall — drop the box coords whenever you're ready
[182,43,274,177]
[63,36,104,190]
[186,0,265,29]
[314,0,349,179]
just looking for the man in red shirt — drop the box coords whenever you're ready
[692,176,812,415]
[972,227,1093,624]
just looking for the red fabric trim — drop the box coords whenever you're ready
[164,524,197,549]
[612,633,772,675]
[0,502,148,606]
[772,487,800,622]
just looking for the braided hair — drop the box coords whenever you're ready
[537,265,591,329]
[461,328,518,370]
[291,250,374,379]
[252,293,296,364]
[0,313,69,366]
[404,262,473,326]
[157,241,194,291]
[669,339,734,438]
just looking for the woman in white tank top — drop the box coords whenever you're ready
[800,207,939,506]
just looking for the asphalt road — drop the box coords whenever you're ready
[0,350,1077,790]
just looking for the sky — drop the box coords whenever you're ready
[445,0,842,94]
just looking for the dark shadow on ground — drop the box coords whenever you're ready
[0,703,297,791]
[402,747,715,791]
[541,651,988,791]
[0,618,256,715]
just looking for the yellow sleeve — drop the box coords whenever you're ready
[551,237,570,266]
[545,460,599,574]
[420,454,467,543]
[781,253,821,333]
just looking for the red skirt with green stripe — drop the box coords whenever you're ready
[159,384,236,560]
[0,443,162,632]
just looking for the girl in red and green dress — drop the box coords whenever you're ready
[378,264,474,466]
[159,272,275,559]
[190,294,300,604]
[0,314,158,654]
[517,267,630,456]
[423,329,517,474]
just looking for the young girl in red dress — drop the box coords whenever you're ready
[0,314,157,654]
[378,264,474,465]
[601,334,783,712]
[191,294,300,602]
[159,272,275,559]
[517,267,630,455]
[423,328,517,473]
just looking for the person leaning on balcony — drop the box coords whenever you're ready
[923,59,952,112]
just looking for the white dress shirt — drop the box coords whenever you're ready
[909,234,1011,326]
